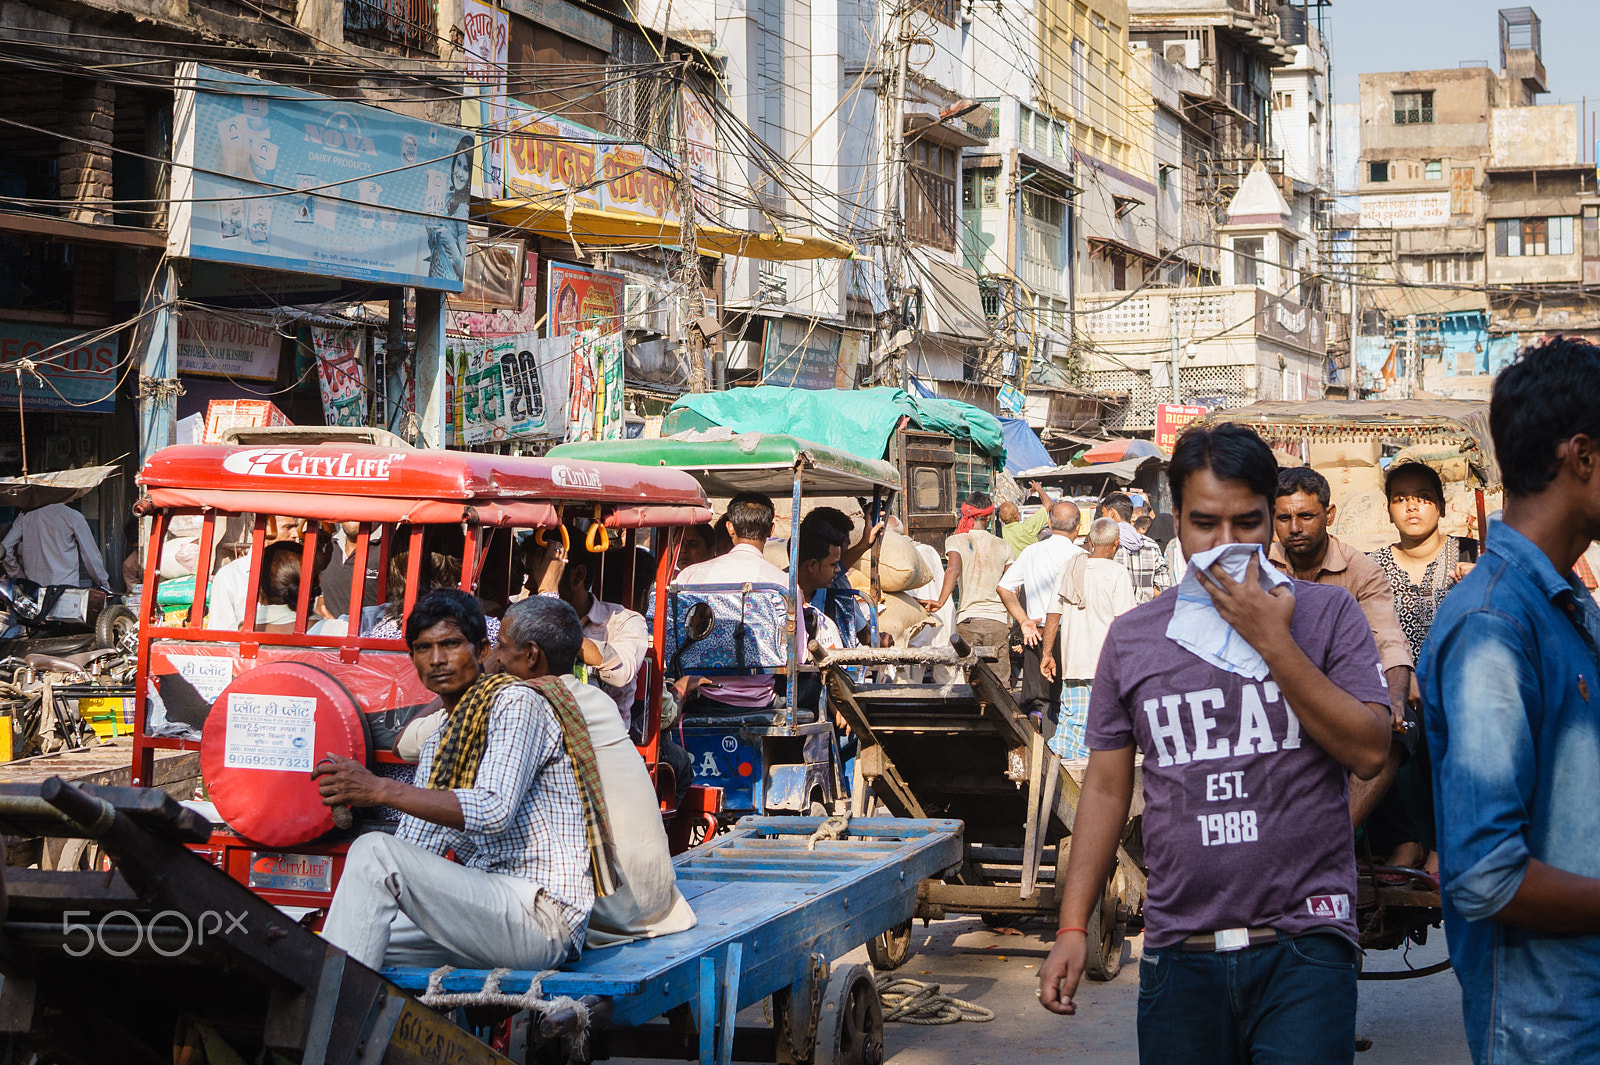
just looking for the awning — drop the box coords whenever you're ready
[0,465,120,511]
[914,258,989,341]
[1484,196,1583,220]
[478,200,856,262]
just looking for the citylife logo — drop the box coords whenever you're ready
[551,464,604,491]
[61,909,248,958]
[221,447,401,481]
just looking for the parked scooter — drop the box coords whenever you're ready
[0,579,136,659]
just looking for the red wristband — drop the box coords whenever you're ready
[1057,927,1088,936]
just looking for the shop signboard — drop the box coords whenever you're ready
[447,331,569,445]
[461,0,509,199]
[0,321,119,413]
[682,86,720,222]
[1358,192,1451,229]
[169,63,471,291]
[310,327,367,427]
[503,103,679,223]
[548,262,626,337]
[761,318,846,390]
[176,309,281,382]
[501,0,611,52]
[451,249,540,335]
[1155,403,1209,453]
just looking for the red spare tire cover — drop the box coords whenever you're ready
[200,662,368,847]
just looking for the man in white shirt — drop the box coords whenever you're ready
[2,502,109,588]
[206,514,302,631]
[996,500,1084,735]
[1039,518,1135,760]
[528,540,650,731]
[674,493,803,713]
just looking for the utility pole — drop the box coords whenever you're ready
[879,3,911,388]
[675,57,708,393]
[1168,302,1181,403]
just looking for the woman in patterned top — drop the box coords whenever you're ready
[1368,461,1476,878]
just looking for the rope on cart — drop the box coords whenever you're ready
[805,814,851,850]
[420,965,591,1047]
[873,975,995,1025]
[818,647,977,669]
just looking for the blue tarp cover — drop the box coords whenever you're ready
[999,417,1053,475]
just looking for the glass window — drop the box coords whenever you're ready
[1550,216,1575,255]
[1521,218,1548,256]
[1393,91,1434,124]
[1424,160,1442,180]
[1495,219,1523,257]
[912,468,943,510]
[1369,161,1389,183]
[1233,237,1263,287]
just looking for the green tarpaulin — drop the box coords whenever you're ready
[665,386,1006,463]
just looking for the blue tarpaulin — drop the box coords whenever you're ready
[999,417,1053,475]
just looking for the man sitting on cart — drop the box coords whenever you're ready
[673,492,804,715]
[314,589,595,971]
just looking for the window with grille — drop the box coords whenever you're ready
[911,0,958,26]
[1393,91,1433,125]
[344,0,439,55]
[1424,159,1442,180]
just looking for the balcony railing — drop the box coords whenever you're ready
[1079,286,1325,357]
[344,0,438,56]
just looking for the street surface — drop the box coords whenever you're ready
[835,917,1470,1065]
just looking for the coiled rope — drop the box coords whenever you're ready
[873,975,994,1025]
[419,966,591,1049]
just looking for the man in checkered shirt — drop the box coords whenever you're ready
[316,590,593,971]
[1100,491,1173,604]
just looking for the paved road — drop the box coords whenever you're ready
[833,917,1471,1065]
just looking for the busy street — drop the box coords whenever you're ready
[0,0,1597,1060]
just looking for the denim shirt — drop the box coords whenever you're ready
[1419,519,1600,1064]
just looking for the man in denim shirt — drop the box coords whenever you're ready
[1420,336,1600,1064]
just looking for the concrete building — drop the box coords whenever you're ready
[1082,162,1326,425]
[1349,5,1560,397]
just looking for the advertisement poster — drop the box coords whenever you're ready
[503,102,679,223]
[594,331,624,440]
[1154,403,1210,453]
[565,329,600,441]
[547,262,626,337]
[447,332,570,445]
[0,320,119,413]
[836,330,866,388]
[451,249,540,336]
[176,309,281,381]
[461,0,508,200]
[682,86,720,222]
[375,334,416,440]
[168,64,471,291]
[310,326,367,427]
[761,318,845,390]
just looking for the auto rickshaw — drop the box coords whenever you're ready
[128,439,718,920]
[549,433,903,821]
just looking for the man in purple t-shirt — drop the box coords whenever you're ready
[1037,423,1393,1064]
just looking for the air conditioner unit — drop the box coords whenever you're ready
[623,284,651,331]
[1165,40,1200,69]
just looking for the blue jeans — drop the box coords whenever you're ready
[1136,934,1358,1065]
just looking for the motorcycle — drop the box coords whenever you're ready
[0,578,137,659]
[0,646,133,756]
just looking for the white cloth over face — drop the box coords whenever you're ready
[1165,543,1293,680]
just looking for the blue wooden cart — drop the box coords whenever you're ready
[0,780,962,1065]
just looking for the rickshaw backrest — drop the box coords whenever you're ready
[659,582,790,676]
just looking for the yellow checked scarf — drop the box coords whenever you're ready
[527,675,622,899]
[425,671,621,898]
[427,673,520,791]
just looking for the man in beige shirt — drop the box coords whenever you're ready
[1270,466,1412,825]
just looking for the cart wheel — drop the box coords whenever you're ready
[96,605,137,652]
[1083,876,1126,982]
[866,919,913,971]
[813,963,884,1065]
